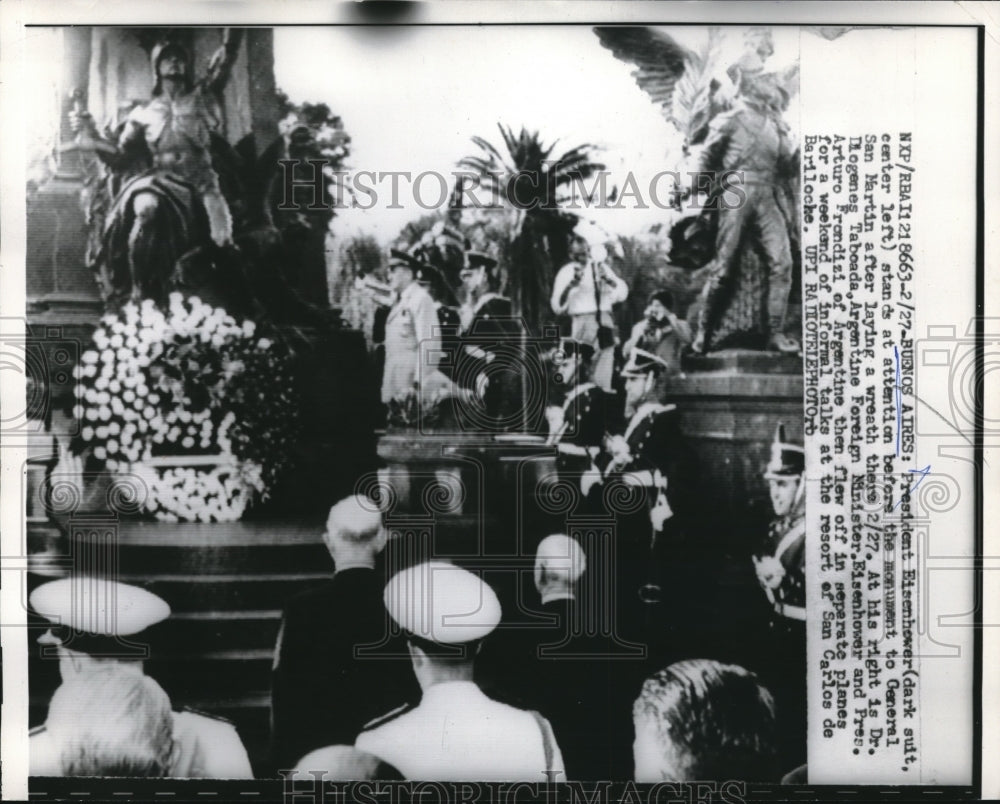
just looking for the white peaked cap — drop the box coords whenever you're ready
[29,577,171,637]
[384,561,501,645]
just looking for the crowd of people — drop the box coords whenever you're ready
[29,477,802,783]
[28,236,807,784]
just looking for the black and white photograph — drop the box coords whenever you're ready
[0,2,995,801]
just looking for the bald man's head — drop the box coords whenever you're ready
[323,495,387,567]
[534,534,586,603]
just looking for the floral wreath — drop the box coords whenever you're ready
[71,293,300,521]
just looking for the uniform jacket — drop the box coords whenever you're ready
[381,282,440,404]
[456,294,523,428]
[755,497,806,617]
[618,402,696,515]
[355,680,565,782]
[548,383,622,474]
[271,568,420,769]
[30,707,253,778]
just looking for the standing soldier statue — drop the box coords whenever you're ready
[68,31,244,306]
[691,70,800,354]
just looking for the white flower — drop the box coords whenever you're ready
[143,407,155,420]
[83,363,98,378]
[257,338,272,350]
[181,436,194,449]
[106,439,119,454]
[94,446,106,460]
[123,389,136,403]
[121,431,133,446]
[98,406,111,422]
[85,408,99,422]
[72,365,83,380]
[95,426,109,440]
[116,348,130,362]
[81,426,94,440]
[82,351,98,365]
[99,348,114,364]
[111,398,125,416]
[109,334,124,349]
[94,375,108,391]
[109,380,121,393]
[108,421,121,435]
[73,404,84,420]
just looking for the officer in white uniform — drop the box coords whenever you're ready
[29,578,253,778]
[355,561,565,781]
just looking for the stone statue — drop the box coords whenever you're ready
[690,71,800,354]
[594,25,800,355]
[69,31,243,308]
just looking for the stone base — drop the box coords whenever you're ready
[683,347,803,376]
[669,352,803,559]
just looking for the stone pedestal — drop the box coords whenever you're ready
[670,349,803,564]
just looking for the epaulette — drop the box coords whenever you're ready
[29,724,46,736]
[181,706,235,726]
[360,702,413,732]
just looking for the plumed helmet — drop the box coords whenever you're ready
[763,422,804,478]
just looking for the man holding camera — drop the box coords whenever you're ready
[622,290,692,377]
[550,239,628,392]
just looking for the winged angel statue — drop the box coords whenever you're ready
[595,26,801,354]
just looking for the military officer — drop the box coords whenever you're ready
[455,251,524,430]
[355,561,565,781]
[381,248,441,408]
[29,578,253,778]
[582,348,698,654]
[752,423,806,768]
[545,338,623,481]
[753,424,805,622]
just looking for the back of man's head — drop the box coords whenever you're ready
[48,664,176,777]
[324,495,386,561]
[534,534,586,601]
[632,659,777,782]
[291,745,403,781]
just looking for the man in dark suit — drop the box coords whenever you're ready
[271,495,419,769]
[494,534,640,781]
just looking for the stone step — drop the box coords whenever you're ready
[156,609,283,653]
[121,573,328,612]
[147,649,274,701]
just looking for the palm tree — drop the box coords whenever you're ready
[458,124,605,335]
